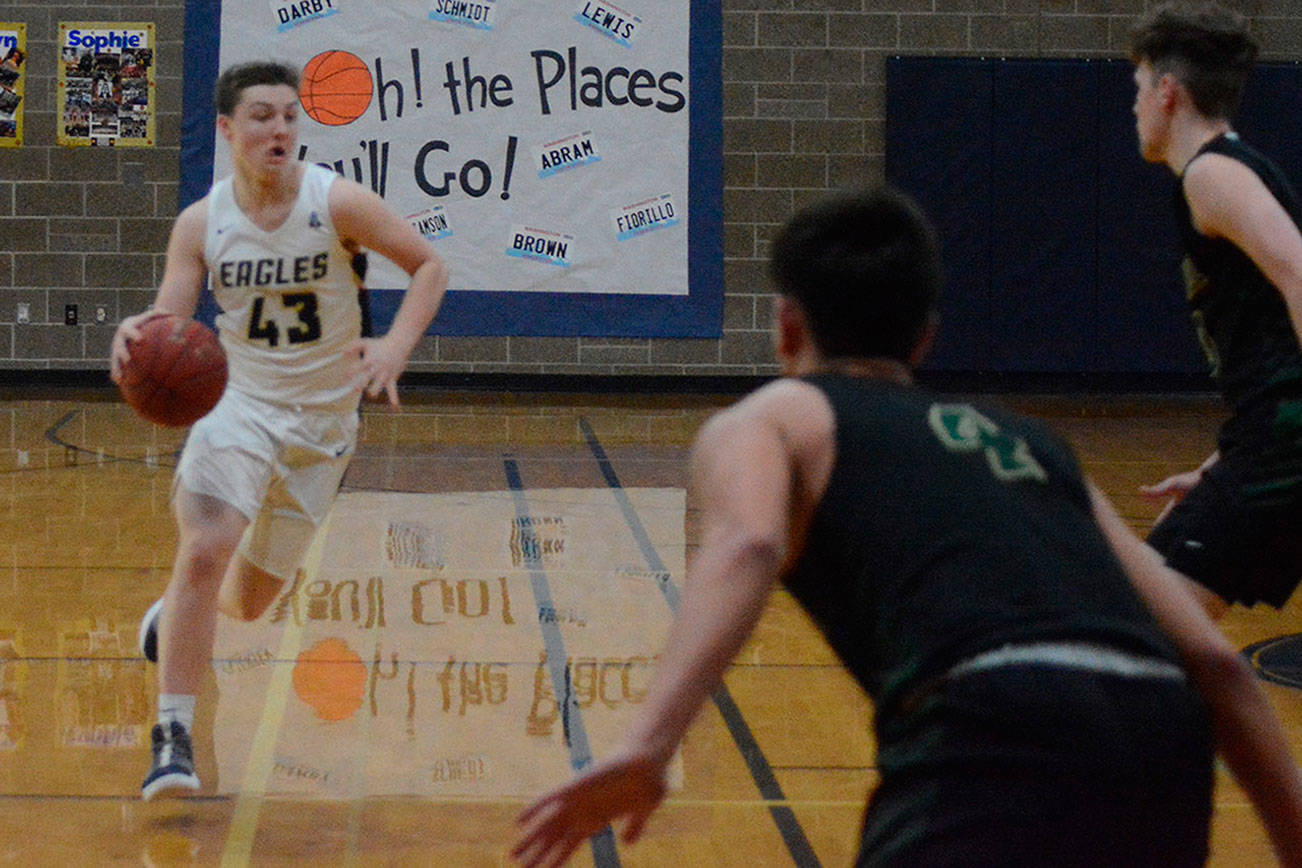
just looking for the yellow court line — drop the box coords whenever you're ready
[343,523,387,868]
[220,510,334,867]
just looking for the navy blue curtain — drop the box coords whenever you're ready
[885,56,1302,375]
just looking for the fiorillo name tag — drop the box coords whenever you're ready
[611,193,679,242]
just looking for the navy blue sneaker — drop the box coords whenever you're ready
[138,597,162,663]
[141,721,199,801]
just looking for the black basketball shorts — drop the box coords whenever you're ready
[858,665,1214,867]
[1148,444,1302,608]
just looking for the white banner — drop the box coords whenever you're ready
[215,1,692,297]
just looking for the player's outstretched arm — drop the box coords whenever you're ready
[513,394,802,866]
[512,751,666,868]
[330,179,449,407]
[1090,482,1302,867]
[110,200,208,383]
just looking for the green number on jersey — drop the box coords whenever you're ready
[927,404,1048,483]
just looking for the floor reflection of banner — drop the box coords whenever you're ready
[0,626,24,750]
[212,488,685,798]
[56,619,150,750]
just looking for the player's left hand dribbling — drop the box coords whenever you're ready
[109,308,169,384]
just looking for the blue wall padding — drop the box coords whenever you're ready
[887,56,1299,376]
[885,58,993,370]
[988,60,1098,372]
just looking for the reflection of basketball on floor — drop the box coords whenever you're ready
[300,50,373,126]
[292,637,367,721]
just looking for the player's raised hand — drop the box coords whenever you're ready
[512,750,667,868]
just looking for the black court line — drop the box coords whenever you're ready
[578,417,821,868]
[43,408,181,468]
[503,456,621,868]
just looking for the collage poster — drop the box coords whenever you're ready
[0,23,24,147]
[57,22,156,147]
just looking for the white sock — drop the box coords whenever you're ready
[158,694,196,732]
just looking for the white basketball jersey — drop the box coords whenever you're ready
[205,164,361,411]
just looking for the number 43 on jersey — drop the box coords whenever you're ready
[247,292,322,347]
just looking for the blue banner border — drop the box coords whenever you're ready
[182,0,723,338]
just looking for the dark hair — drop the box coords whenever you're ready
[1129,2,1258,119]
[214,62,299,116]
[768,185,941,362]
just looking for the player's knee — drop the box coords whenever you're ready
[1202,595,1230,621]
[223,561,286,621]
[226,594,268,621]
[226,586,277,621]
[1185,578,1230,620]
[177,531,241,585]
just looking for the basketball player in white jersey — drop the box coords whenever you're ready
[109,61,449,800]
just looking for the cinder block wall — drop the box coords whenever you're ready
[1,1,1298,377]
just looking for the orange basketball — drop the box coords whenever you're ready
[300,50,373,126]
[117,313,227,428]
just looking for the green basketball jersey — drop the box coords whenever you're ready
[782,375,1179,725]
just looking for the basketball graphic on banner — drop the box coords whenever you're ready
[299,50,372,126]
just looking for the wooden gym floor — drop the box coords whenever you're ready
[0,387,1297,866]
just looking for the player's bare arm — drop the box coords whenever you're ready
[1090,483,1302,866]
[330,179,448,407]
[1184,153,1302,344]
[109,199,209,382]
[1139,155,1302,503]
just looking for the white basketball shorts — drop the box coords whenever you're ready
[174,387,358,581]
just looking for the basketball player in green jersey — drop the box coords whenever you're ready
[1130,3,1302,617]
[109,61,448,800]
[512,187,1302,866]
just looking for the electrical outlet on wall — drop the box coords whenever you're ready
[95,306,107,324]
[15,302,29,324]
[65,304,78,326]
